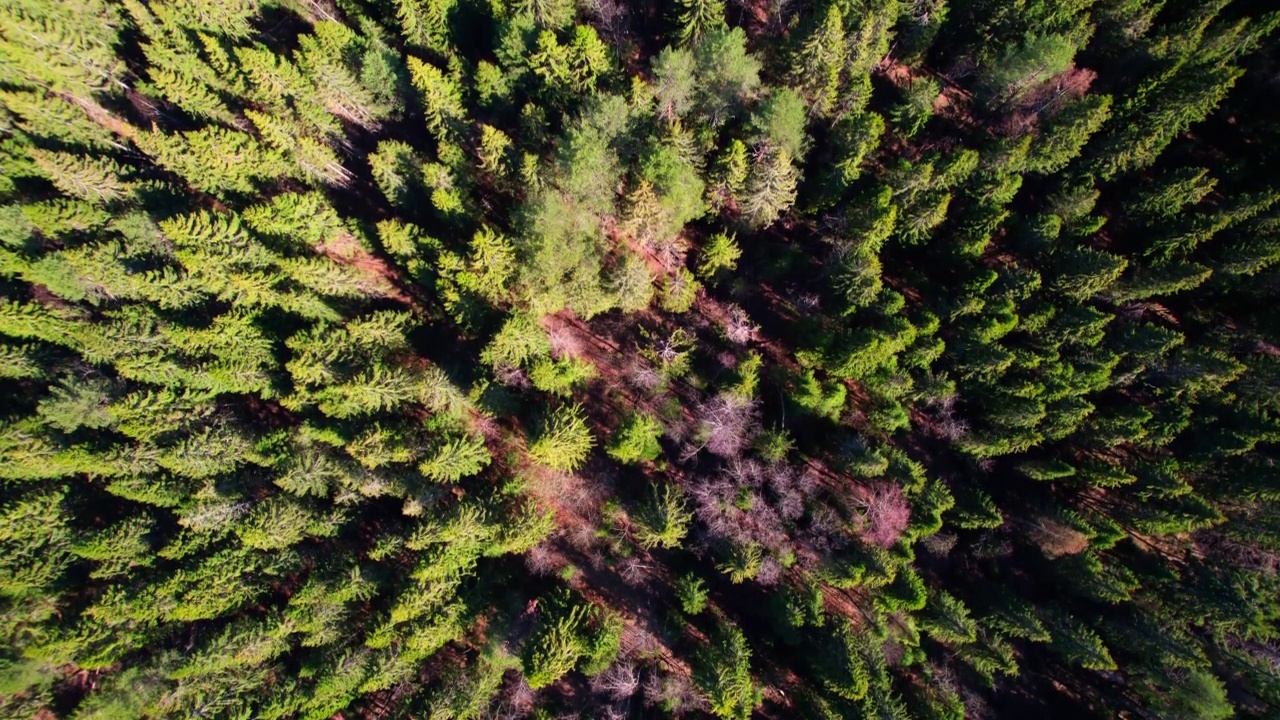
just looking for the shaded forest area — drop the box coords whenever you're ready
[1,0,1279,718]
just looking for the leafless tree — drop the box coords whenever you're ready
[794,292,822,313]
[643,670,706,713]
[725,457,767,487]
[568,523,600,553]
[935,410,971,441]
[929,661,961,694]
[1198,529,1280,575]
[525,542,561,576]
[776,486,806,521]
[721,304,757,345]
[921,532,958,557]
[493,363,530,389]
[597,704,628,720]
[592,662,641,701]
[650,235,689,272]
[620,623,662,659]
[684,394,760,460]
[691,474,788,553]
[972,531,1015,560]
[756,557,783,586]
[1026,517,1089,558]
[856,483,912,548]
[627,359,663,392]
[482,676,537,720]
[959,685,993,720]
[584,0,629,40]
[766,463,816,521]
[618,556,652,586]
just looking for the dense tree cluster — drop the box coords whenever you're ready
[1,0,1279,718]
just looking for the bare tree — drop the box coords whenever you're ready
[921,532,958,557]
[493,363,530,389]
[618,556,652,586]
[1026,517,1089,558]
[721,304,757,345]
[684,394,760,460]
[627,359,663,392]
[584,0,629,41]
[592,662,641,701]
[597,704,628,720]
[642,670,706,713]
[525,542,561,576]
[755,556,783,586]
[856,483,912,548]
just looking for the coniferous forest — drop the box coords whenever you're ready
[2,0,1280,717]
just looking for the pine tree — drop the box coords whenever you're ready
[652,47,696,119]
[0,0,125,97]
[27,149,127,204]
[674,0,725,46]
[632,484,692,549]
[1026,94,1112,174]
[0,91,118,149]
[741,146,798,228]
[693,27,760,127]
[134,126,292,199]
[607,411,664,464]
[789,3,845,116]
[419,434,491,482]
[521,606,585,686]
[395,0,456,53]
[528,404,594,472]
[407,56,465,138]
[977,34,1076,106]
[696,620,763,720]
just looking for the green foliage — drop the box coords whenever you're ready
[606,411,664,464]
[528,404,594,471]
[659,268,701,313]
[3,2,1279,719]
[918,589,977,645]
[1027,94,1112,174]
[753,427,794,463]
[979,34,1076,105]
[528,26,611,97]
[726,351,762,401]
[890,78,939,138]
[521,591,618,688]
[420,434,492,482]
[751,88,808,158]
[697,232,741,280]
[675,0,725,46]
[368,139,422,207]
[789,3,846,115]
[632,484,692,549]
[786,368,847,421]
[529,355,596,396]
[695,620,763,720]
[482,314,551,369]
[1051,615,1117,671]
[1141,668,1234,720]
[407,56,465,138]
[675,573,709,614]
[693,27,760,126]
[740,146,798,228]
[717,542,764,583]
[522,601,592,689]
